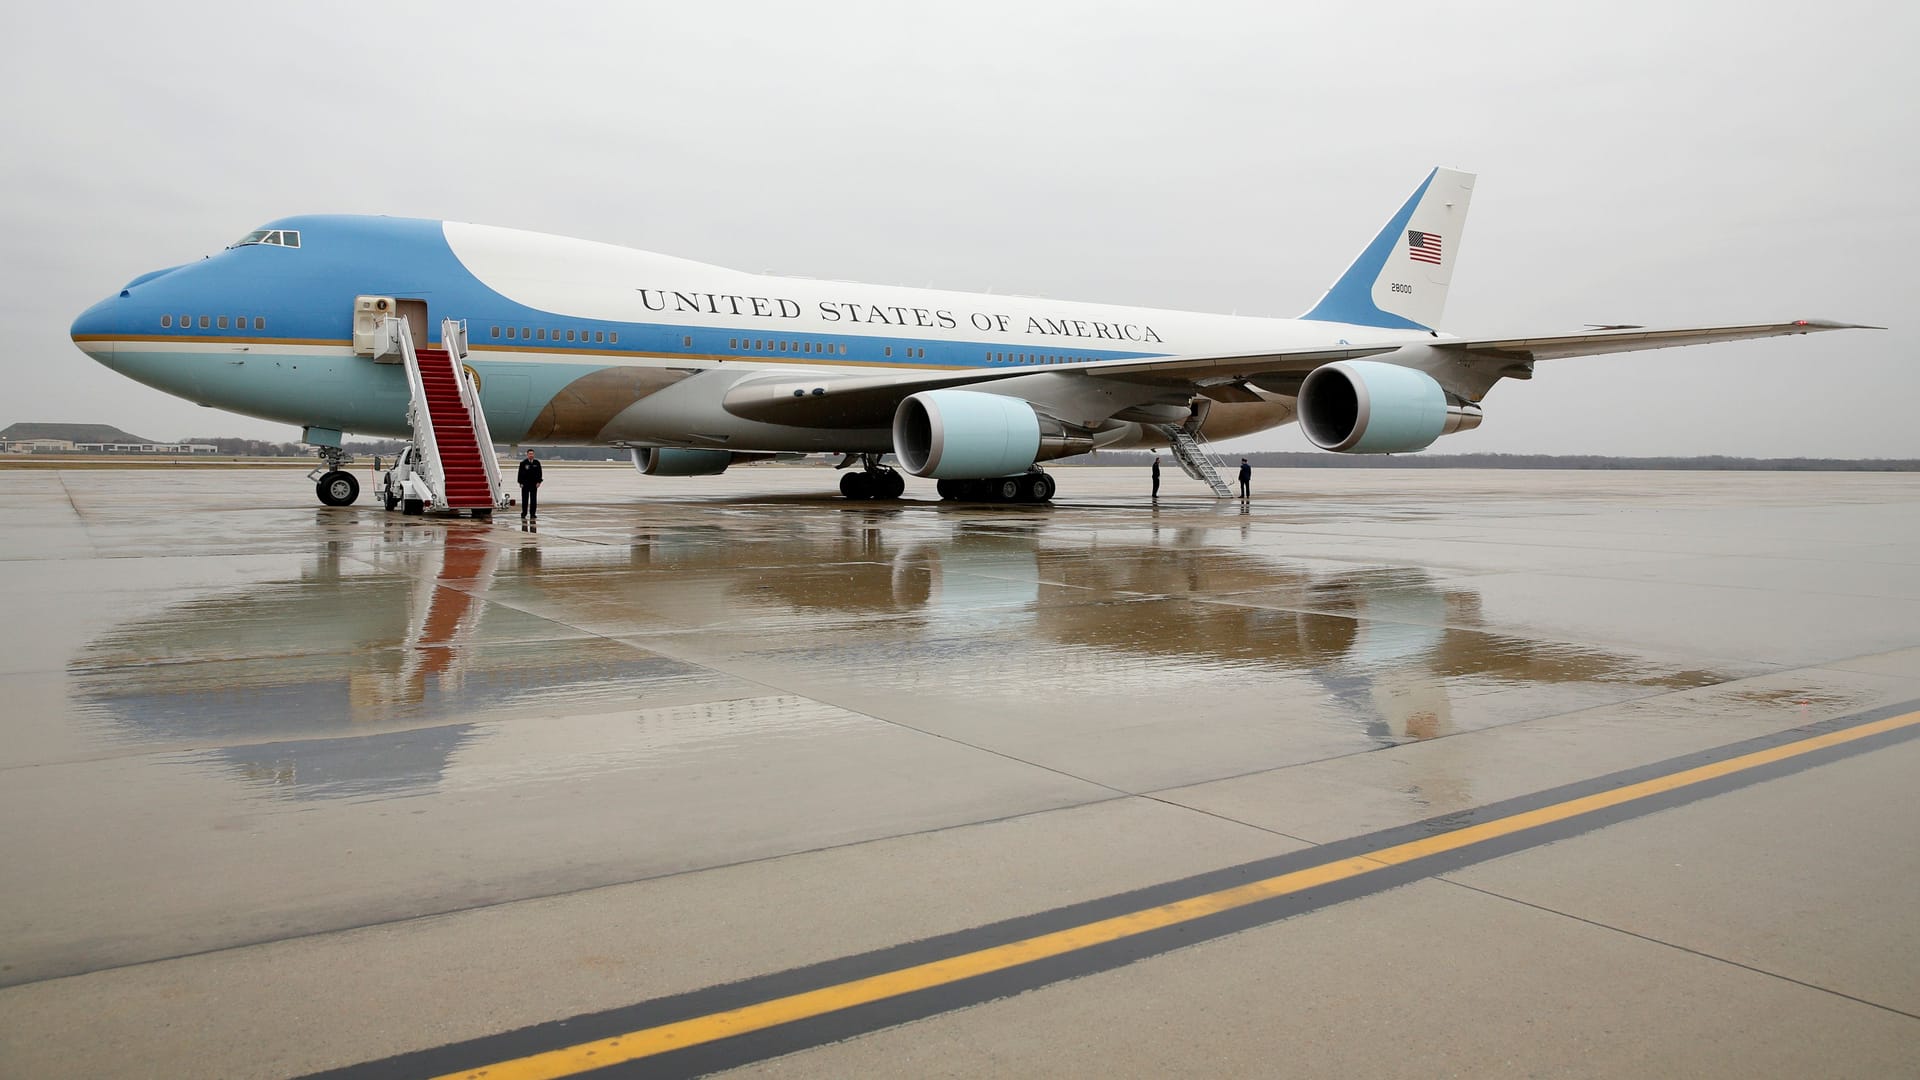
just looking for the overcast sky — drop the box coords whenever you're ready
[5,1,1913,456]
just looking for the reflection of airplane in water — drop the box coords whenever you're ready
[73,518,1720,799]
[68,526,687,799]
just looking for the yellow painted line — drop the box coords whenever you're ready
[425,708,1917,1080]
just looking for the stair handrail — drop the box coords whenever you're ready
[393,316,449,510]
[441,318,509,508]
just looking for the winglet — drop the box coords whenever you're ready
[1301,167,1476,332]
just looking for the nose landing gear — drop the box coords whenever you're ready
[308,445,360,506]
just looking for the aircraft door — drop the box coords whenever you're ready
[397,299,430,346]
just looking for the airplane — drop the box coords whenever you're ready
[68,167,1874,507]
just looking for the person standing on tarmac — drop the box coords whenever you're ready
[1238,457,1252,499]
[517,448,543,521]
[1151,455,1161,499]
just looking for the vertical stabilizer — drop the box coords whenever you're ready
[1301,167,1475,331]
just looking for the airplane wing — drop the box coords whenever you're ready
[720,344,1401,427]
[1432,319,1879,362]
[721,319,1879,428]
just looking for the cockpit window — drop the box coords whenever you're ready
[229,228,301,249]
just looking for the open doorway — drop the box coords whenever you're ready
[397,299,430,346]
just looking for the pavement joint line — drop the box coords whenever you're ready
[1437,879,1920,1022]
[307,701,1920,1080]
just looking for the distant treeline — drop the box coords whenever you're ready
[1074,452,1920,472]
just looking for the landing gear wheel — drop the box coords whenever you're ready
[316,471,360,506]
[879,469,906,500]
[1023,474,1055,502]
[936,479,958,501]
[840,471,870,500]
[995,478,1021,502]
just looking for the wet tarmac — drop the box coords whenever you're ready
[2,464,1917,1077]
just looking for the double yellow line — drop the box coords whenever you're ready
[437,709,1920,1080]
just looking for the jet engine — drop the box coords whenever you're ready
[1297,360,1482,454]
[892,390,1092,478]
[631,447,733,476]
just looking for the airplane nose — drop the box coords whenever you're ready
[71,294,124,364]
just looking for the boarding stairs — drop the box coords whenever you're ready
[392,317,510,513]
[1162,402,1233,497]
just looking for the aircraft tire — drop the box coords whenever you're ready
[879,470,906,499]
[316,471,360,506]
[839,471,869,500]
[995,478,1021,502]
[936,480,958,500]
[1024,474,1055,502]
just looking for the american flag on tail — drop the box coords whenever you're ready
[1407,230,1443,264]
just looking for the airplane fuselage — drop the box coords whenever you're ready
[69,215,1420,453]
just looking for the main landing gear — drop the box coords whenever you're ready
[936,472,1055,504]
[837,454,906,500]
[309,446,360,506]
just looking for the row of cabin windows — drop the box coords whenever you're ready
[727,337,852,355]
[490,326,618,344]
[990,352,1087,365]
[160,314,266,330]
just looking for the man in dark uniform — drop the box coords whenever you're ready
[1237,457,1251,499]
[517,448,543,521]
[1151,455,1161,499]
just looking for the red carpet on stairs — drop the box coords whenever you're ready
[415,348,496,508]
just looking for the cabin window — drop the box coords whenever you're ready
[506,327,516,339]
[217,316,229,329]
[839,344,847,355]
[884,346,892,357]
[254,317,265,330]
[491,326,501,338]
[520,326,530,339]
[594,331,604,343]
[160,315,172,328]
[608,332,617,344]
[535,328,544,340]
[565,329,574,342]
[683,335,692,347]
[180,313,190,327]
[729,338,737,348]
[199,315,210,329]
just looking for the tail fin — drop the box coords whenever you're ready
[1300,167,1475,331]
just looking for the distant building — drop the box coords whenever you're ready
[2,423,213,455]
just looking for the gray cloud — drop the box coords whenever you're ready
[5,0,1912,456]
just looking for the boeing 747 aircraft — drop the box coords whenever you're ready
[69,168,1871,506]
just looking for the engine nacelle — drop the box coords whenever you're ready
[1298,360,1481,453]
[631,447,733,476]
[893,390,1038,478]
[893,390,1093,478]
